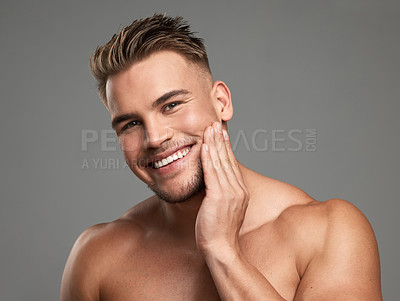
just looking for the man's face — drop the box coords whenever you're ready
[106,51,221,203]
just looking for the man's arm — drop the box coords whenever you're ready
[60,225,104,301]
[197,122,286,300]
[293,198,382,300]
[197,122,381,300]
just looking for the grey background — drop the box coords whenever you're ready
[1,0,399,300]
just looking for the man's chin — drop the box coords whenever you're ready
[148,161,205,204]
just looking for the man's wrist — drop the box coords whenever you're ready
[200,241,242,265]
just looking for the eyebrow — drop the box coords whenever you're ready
[151,89,191,109]
[111,89,191,130]
[111,112,140,131]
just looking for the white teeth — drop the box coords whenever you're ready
[154,148,191,169]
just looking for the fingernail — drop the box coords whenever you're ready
[210,127,214,137]
[223,130,229,140]
[216,122,222,133]
[204,144,209,152]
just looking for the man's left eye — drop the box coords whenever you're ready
[164,102,180,111]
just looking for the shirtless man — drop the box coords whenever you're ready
[61,14,382,300]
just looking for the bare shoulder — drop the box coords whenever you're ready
[276,198,382,299]
[249,172,381,298]
[250,172,377,248]
[255,174,377,243]
[277,198,378,249]
[60,197,159,301]
[244,171,317,228]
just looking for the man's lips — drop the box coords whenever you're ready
[143,144,195,168]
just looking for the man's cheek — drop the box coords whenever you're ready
[179,109,217,134]
[118,132,141,152]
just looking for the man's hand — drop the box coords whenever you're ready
[196,122,249,255]
[195,122,286,300]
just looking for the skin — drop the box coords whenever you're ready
[61,51,382,300]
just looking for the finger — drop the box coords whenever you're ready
[200,142,220,191]
[202,124,230,190]
[210,122,242,187]
[221,129,246,188]
[205,124,230,187]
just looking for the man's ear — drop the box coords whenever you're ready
[212,81,233,122]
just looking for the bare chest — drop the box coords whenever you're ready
[99,230,301,301]
[100,247,220,301]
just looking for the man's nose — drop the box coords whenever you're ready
[143,121,173,149]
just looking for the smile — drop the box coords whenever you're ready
[153,146,191,169]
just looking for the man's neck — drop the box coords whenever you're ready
[157,163,257,241]
[158,190,205,243]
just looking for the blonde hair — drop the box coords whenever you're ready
[89,13,212,106]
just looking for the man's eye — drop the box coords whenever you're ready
[164,102,181,111]
[123,120,141,130]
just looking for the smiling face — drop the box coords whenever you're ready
[106,51,232,203]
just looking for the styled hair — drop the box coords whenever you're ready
[89,13,212,107]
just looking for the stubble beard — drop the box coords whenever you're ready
[148,158,205,204]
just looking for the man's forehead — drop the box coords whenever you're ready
[109,50,193,85]
[105,51,204,113]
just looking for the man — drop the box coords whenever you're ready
[61,14,382,300]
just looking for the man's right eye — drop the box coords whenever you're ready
[122,120,142,131]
